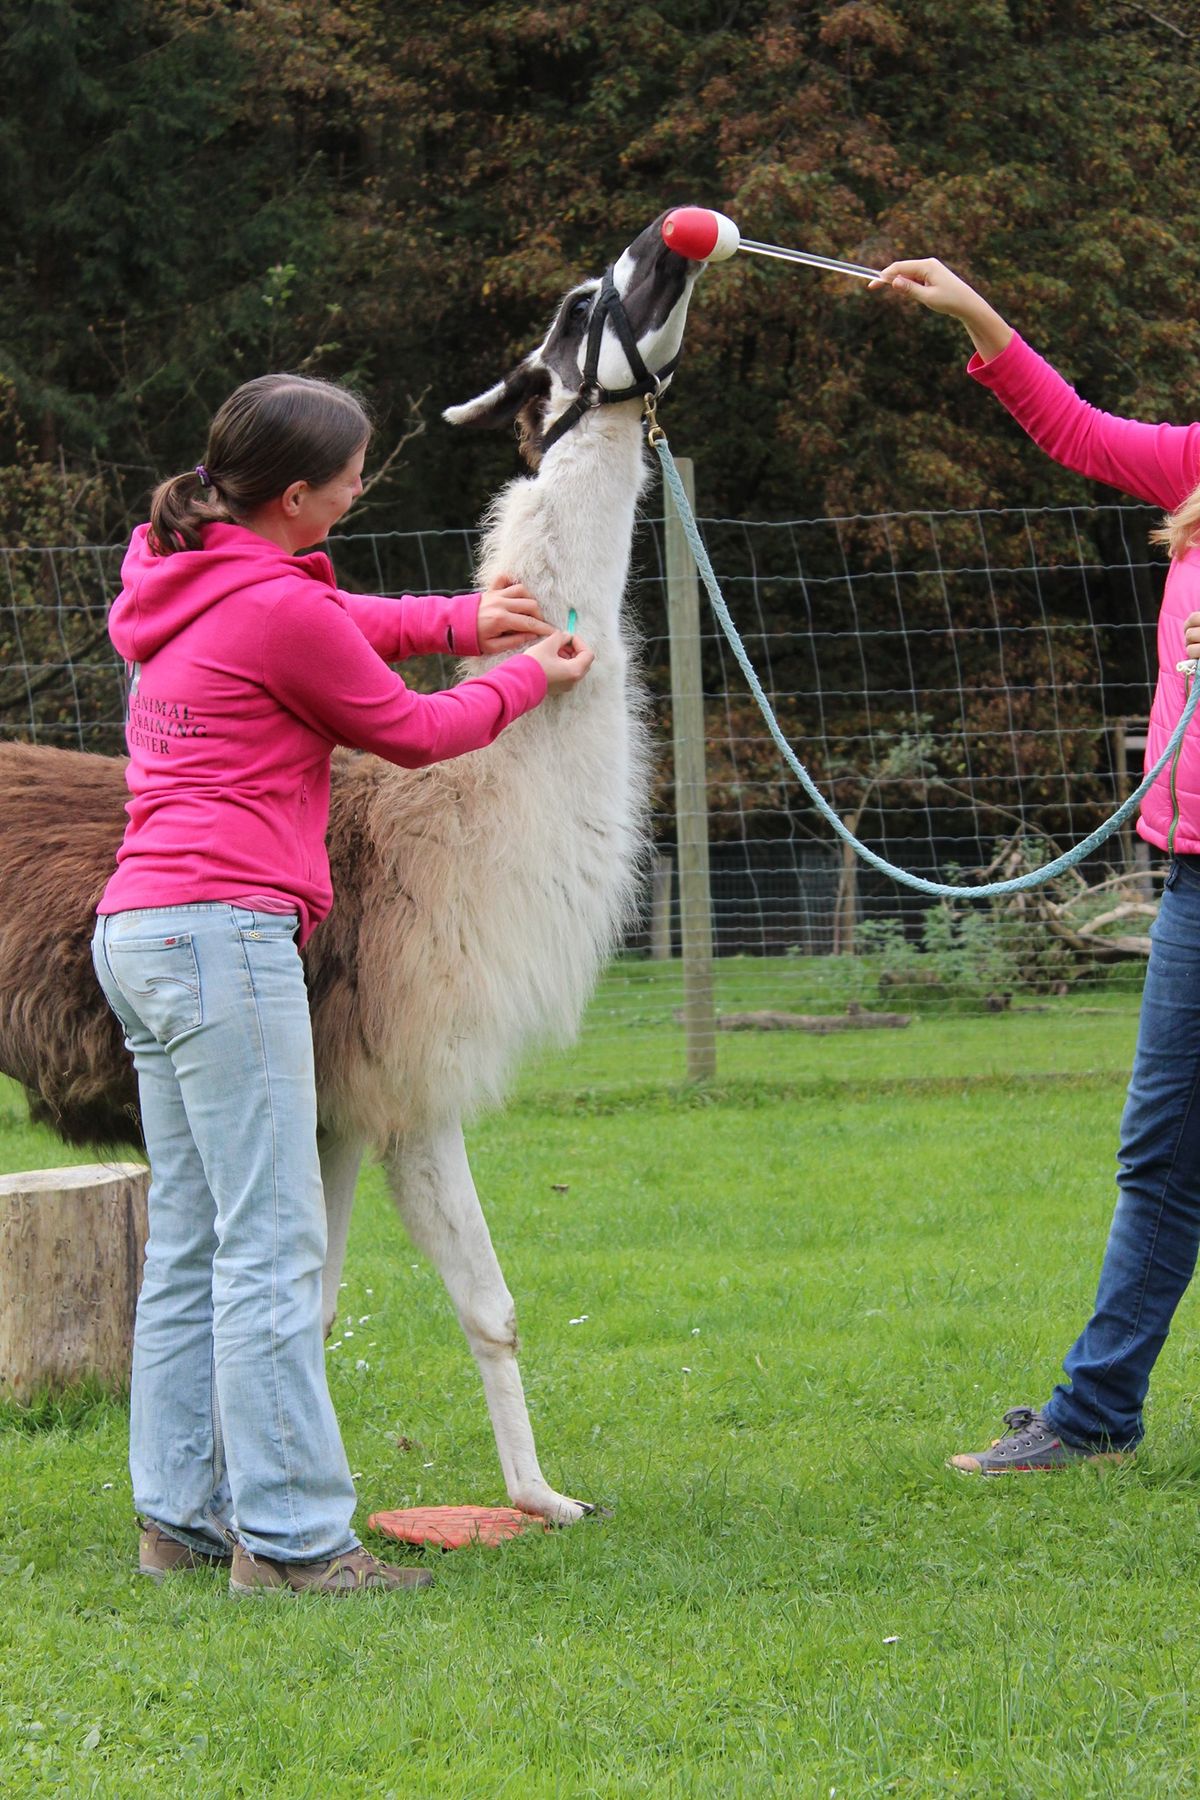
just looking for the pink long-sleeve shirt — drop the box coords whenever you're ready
[98,521,547,942]
[970,333,1200,855]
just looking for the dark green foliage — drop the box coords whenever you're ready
[2,0,1197,527]
[1,0,1195,845]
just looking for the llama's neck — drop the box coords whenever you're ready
[472,407,648,651]
[343,405,656,1136]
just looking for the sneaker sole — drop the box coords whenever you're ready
[948,1451,1129,1474]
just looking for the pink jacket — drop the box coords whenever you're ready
[98,522,547,941]
[970,334,1200,856]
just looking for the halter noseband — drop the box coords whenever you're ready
[539,265,682,454]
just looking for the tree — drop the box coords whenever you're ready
[2,0,1197,857]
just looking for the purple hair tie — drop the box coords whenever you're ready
[194,463,211,488]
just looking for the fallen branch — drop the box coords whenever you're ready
[1058,900,1157,934]
[697,1004,911,1034]
[1041,916,1152,960]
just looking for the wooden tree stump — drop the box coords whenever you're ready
[0,1162,149,1401]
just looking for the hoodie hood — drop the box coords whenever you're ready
[109,521,338,662]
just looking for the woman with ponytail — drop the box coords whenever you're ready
[870,259,1200,1475]
[91,372,592,1594]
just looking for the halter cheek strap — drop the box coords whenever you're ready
[539,266,682,454]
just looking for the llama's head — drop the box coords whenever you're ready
[444,212,705,466]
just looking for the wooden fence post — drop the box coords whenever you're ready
[649,851,674,961]
[0,1162,149,1401]
[664,455,716,1080]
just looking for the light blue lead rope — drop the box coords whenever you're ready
[653,434,1200,900]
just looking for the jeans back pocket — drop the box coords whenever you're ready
[106,932,203,1045]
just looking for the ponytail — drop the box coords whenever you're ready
[147,373,373,557]
[147,467,227,555]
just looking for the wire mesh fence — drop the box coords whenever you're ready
[0,498,1165,1084]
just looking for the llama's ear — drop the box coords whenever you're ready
[443,360,551,430]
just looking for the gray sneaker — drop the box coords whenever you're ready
[949,1406,1129,1474]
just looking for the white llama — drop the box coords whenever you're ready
[0,213,706,1523]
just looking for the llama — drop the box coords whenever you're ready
[0,215,705,1523]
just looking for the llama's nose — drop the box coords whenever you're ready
[661,207,740,263]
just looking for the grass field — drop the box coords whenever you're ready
[515,954,1144,1097]
[5,959,1200,1797]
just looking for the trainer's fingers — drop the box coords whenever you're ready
[878,258,937,282]
[869,269,926,296]
[499,610,554,637]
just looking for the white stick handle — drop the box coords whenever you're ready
[737,239,882,282]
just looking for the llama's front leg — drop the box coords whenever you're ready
[384,1120,592,1525]
[318,1128,365,1338]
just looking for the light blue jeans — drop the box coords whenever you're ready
[91,904,358,1562]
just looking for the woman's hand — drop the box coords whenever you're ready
[869,258,1014,362]
[1184,612,1200,664]
[869,258,982,316]
[477,576,555,654]
[523,629,595,694]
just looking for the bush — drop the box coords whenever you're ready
[859,898,1074,1010]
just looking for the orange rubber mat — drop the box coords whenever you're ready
[368,1504,547,1549]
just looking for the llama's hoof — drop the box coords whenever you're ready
[512,1487,606,1527]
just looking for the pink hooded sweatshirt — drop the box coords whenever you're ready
[98,522,547,942]
[970,333,1200,856]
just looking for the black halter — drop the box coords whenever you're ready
[539,265,682,454]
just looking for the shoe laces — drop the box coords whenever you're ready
[1000,1405,1045,1442]
[327,1549,389,1587]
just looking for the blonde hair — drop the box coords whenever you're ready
[1152,481,1200,560]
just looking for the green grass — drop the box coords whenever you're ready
[517,953,1142,1095]
[2,959,1194,1797]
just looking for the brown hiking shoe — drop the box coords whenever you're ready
[139,1523,232,1580]
[229,1543,433,1597]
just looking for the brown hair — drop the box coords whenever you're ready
[147,373,372,555]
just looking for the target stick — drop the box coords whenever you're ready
[662,207,882,283]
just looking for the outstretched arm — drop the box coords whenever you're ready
[872,258,1200,510]
[263,588,594,769]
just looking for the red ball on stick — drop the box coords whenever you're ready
[661,209,883,283]
[662,207,741,263]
